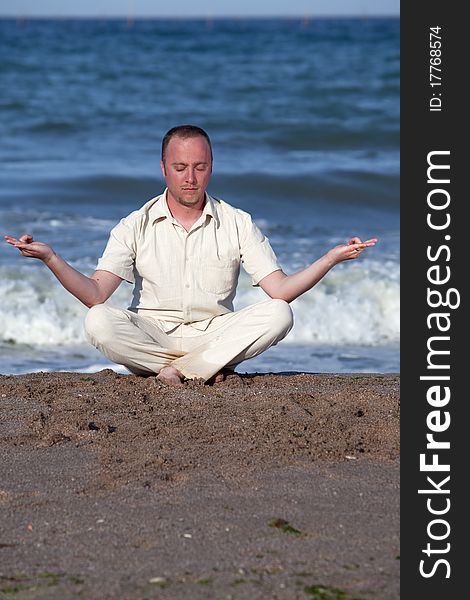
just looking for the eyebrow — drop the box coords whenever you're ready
[171,161,209,166]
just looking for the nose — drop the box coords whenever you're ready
[185,169,197,184]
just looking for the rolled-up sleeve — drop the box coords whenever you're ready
[238,213,281,285]
[95,218,137,283]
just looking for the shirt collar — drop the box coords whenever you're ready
[150,189,219,226]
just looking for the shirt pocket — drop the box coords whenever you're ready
[199,258,239,295]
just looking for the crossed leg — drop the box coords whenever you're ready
[85,299,293,384]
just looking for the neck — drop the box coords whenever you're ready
[166,190,206,231]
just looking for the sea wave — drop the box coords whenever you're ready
[0,257,399,349]
[1,168,399,213]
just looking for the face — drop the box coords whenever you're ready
[160,135,212,208]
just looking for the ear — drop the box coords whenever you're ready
[160,160,166,177]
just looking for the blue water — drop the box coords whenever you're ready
[0,17,399,375]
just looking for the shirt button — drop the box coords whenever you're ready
[185,284,190,288]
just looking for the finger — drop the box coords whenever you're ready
[19,234,33,243]
[349,239,377,253]
[348,237,362,245]
[4,235,18,243]
[6,240,27,248]
[349,244,367,257]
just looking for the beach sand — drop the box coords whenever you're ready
[0,370,399,600]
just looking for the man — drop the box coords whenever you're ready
[5,125,377,385]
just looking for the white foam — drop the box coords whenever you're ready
[0,264,132,346]
[0,257,398,349]
[234,257,399,346]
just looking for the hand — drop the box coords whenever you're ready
[4,234,55,263]
[327,236,378,265]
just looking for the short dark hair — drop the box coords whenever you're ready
[161,125,213,162]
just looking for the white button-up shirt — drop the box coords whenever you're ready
[96,190,281,330]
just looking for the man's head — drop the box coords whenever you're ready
[161,125,213,164]
[160,125,213,208]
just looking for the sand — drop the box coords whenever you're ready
[0,370,399,600]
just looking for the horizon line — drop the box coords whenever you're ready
[0,14,399,20]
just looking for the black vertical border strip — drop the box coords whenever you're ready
[401,3,465,598]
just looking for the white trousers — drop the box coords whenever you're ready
[84,299,293,381]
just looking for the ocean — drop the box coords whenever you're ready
[0,17,399,375]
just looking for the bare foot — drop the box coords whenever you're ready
[210,368,235,384]
[156,366,184,386]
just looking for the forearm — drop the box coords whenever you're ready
[260,236,376,302]
[273,253,336,302]
[44,252,103,307]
